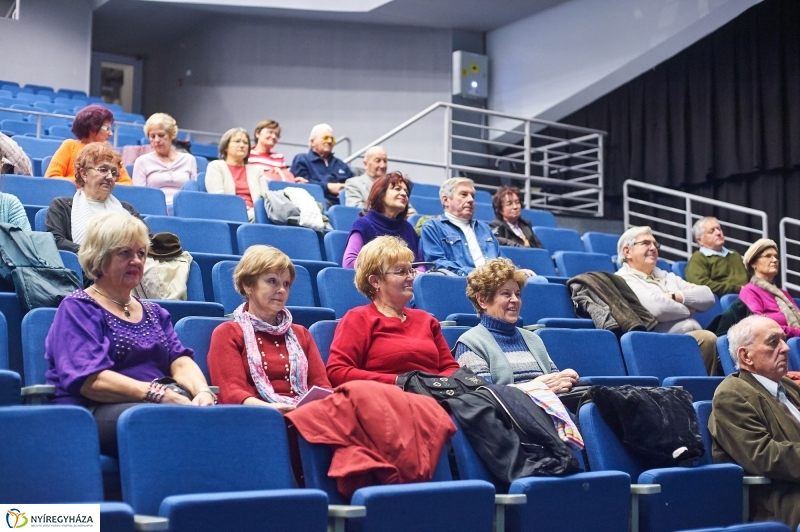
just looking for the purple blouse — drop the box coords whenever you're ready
[45,290,194,405]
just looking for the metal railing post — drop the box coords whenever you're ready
[685,198,694,258]
[443,105,452,180]
[523,120,531,208]
[597,134,604,217]
[36,115,42,138]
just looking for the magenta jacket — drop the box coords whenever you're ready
[739,282,800,338]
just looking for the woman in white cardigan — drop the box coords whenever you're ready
[205,127,267,222]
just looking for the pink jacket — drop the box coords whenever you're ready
[739,282,800,338]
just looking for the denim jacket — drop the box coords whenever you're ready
[421,217,502,276]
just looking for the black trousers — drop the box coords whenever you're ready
[90,402,140,457]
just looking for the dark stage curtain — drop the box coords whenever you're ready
[556,0,800,236]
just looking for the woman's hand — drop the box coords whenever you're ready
[161,388,193,405]
[534,369,580,394]
[269,403,296,414]
[192,390,216,407]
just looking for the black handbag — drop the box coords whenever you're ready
[396,367,488,403]
[154,377,193,400]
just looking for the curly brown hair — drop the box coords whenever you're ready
[466,258,527,314]
[74,142,122,187]
[491,186,521,219]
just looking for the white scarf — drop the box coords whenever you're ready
[71,189,126,245]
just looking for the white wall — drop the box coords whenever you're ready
[487,0,761,126]
[143,16,453,183]
[0,0,92,91]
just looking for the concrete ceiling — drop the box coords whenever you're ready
[92,0,570,55]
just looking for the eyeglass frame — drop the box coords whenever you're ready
[631,239,661,250]
[89,165,121,180]
[385,267,418,278]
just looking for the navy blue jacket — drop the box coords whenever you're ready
[290,149,354,203]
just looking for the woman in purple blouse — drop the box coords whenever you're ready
[342,172,421,268]
[44,211,214,456]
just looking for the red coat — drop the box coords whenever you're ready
[286,380,456,498]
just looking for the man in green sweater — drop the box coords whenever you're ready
[685,217,749,297]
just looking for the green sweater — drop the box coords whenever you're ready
[685,249,748,297]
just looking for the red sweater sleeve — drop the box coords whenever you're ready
[430,319,460,376]
[326,305,397,386]
[295,326,332,389]
[207,321,256,405]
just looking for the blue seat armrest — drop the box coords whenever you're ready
[580,376,660,387]
[21,384,55,405]
[537,318,594,329]
[134,515,169,532]
[328,504,366,532]
[543,276,570,284]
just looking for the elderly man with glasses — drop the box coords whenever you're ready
[290,123,353,207]
[615,226,720,375]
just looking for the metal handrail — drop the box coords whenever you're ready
[345,101,606,216]
[0,106,352,156]
[780,218,800,293]
[623,179,768,260]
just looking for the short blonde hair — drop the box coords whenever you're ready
[354,236,414,299]
[78,212,150,280]
[234,245,296,298]
[466,258,527,314]
[143,113,178,139]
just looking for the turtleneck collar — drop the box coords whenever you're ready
[366,209,405,229]
[480,313,517,335]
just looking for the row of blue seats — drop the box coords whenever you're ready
[0,394,791,532]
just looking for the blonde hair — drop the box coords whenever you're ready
[143,113,179,139]
[233,245,296,298]
[466,258,527,314]
[78,212,150,280]
[354,236,414,299]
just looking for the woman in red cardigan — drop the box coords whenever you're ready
[208,245,331,412]
[326,236,460,386]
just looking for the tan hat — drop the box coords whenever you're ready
[743,238,778,268]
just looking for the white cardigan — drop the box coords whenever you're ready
[204,160,267,222]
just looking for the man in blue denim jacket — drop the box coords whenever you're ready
[421,177,537,278]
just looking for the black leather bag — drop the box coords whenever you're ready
[0,224,81,312]
[396,367,488,403]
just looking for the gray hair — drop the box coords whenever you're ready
[727,315,761,370]
[364,145,386,159]
[439,177,475,207]
[616,226,652,264]
[218,127,250,161]
[692,217,717,241]
[309,123,333,142]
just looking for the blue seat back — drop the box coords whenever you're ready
[536,328,627,377]
[532,227,583,253]
[440,326,471,350]
[785,338,800,372]
[3,174,75,205]
[408,182,440,198]
[58,250,83,285]
[174,317,230,384]
[519,282,579,323]
[191,143,218,160]
[327,205,361,231]
[0,369,20,406]
[656,257,672,272]
[693,295,722,329]
[0,406,105,502]
[266,181,326,207]
[412,275,472,321]
[716,335,737,376]
[211,261,314,314]
[719,294,738,311]
[553,251,615,277]
[172,190,248,223]
[408,196,442,216]
[186,261,205,301]
[0,293,23,377]
[237,224,322,261]
[672,260,688,279]
[620,331,707,383]
[253,197,270,224]
[1,120,36,135]
[501,247,557,276]
[521,208,558,228]
[0,313,8,371]
[118,405,295,515]
[21,307,57,386]
[581,231,619,256]
[193,155,208,173]
[323,230,349,266]
[47,124,73,138]
[34,206,48,231]
[112,186,168,216]
[145,300,224,325]
[317,268,370,318]
[145,216,233,254]
[180,180,203,192]
[473,202,494,221]
[308,320,338,364]
[579,402,647,478]
[10,136,63,158]
[693,401,714,466]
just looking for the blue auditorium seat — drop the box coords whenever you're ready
[519,282,594,328]
[532,227,584,253]
[0,293,23,377]
[694,295,723,329]
[620,331,725,401]
[253,197,271,223]
[672,260,688,279]
[284,306,336,328]
[115,135,141,147]
[20,308,56,391]
[145,216,234,254]
[211,261,315,313]
[180,179,203,192]
[117,405,328,532]
[408,196,442,215]
[46,124,73,138]
[58,249,83,285]
[501,246,566,282]
[323,230,349,266]
[237,224,323,261]
[173,190,249,223]
[267,181,327,209]
[0,370,20,406]
[144,300,225,325]
[2,175,75,206]
[553,251,615,277]
[473,202,495,221]
[579,401,744,532]
[34,207,47,231]
[0,406,135,532]
[9,136,63,158]
[785,338,800,372]
[720,294,738,311]
[716,335,738,376]
[327,204,361,231]
[522,208,558,228]
[174,316,230,384]
[582,231,620,256]
[317,267,370,318]
[535,328,658,386]
[449,416,631,532]
[409,182,441,198]
[191,143,218,159]
[413,274,472,321]
[112,185,168,216]
[440,326,471,349]
[308,320,339,364]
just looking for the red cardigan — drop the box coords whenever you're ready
[326,303,460,387]
[208,321,331,405]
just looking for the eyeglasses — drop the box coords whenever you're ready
[503,200,521,208]
[99,125,112,133]
[320,135,335,143]
[757,253,779,261]
[632,239,661,250]
[262,129,281,139]
[386,267,418,278]
[90,165,120,179]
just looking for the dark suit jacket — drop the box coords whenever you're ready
[488,217,543,248]
[709,371,800,528]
